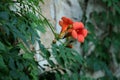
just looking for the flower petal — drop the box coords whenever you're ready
[61,25,68,32]
[73,22,84,30]
[72,30,77,39]
[82,29,88,37]
[59,21,63,27]
[78,35,84,43]
[62,17,73,24]
[59,17,73,33]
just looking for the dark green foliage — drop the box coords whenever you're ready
[0,0,45,80]
[82,0,120,80]
[0,42,39,80]
[51,44,83,70]
[37,38,84,80]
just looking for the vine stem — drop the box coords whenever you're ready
[27,3,58,39]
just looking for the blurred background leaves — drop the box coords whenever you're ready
[82,0,120,80]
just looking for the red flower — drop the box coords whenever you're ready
[59,17,73,33]
[59,17,88,43]
[71,22,88,43]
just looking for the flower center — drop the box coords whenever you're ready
[76,28,83,34]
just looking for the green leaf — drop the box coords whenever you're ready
[114,4,120,15]
[55,73,61,80]
[10,70,19,79]
[0,41,7,52]
[72,73,79,80]
[8,57,16,70]
[23,53,34,60]
[0,55,8,72]
[74,54,83,64]
[20,73,29,80]
[16,61,24,71]
[63,73,69,80]
[18,43,29,53]
[45,51,51,58]
[108,1,112,7]
[47,59,55,67]
[56,57,65,67]
[30,65,39,80]
[0,11,9,20]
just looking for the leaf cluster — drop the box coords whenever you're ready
[0,0,46,80]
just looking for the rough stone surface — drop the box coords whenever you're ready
[39,0,55,48]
